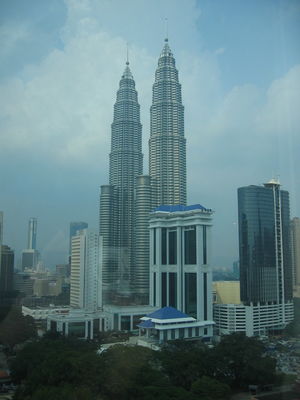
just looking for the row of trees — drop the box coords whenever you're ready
[10,332,280,400]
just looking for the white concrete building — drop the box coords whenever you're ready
[70,229,102,310]
[149,204,213,337]
[138,306,214,347]
[214,302,294,337]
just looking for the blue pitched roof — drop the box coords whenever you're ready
[152,204,208,213]
[146,306,189,320]
[138,319,155,328]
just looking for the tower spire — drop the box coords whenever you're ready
[165,17,168,42]
[126,42,129,65]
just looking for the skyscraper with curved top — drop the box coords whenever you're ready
[149,38,186,207]
[100,61,143,304]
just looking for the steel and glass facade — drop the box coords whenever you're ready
[237,180,293,332]
[99,62,143,304]
[149,39,186,207]
[238,181,293,305]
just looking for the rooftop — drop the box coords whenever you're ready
[152,204,210,213]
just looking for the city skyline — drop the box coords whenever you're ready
[0,0,299,268]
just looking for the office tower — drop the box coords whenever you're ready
[70,229,102,310]
[238,179,293,325]
[291,217,300,288]
[149,205,213,330]
[28,217,37,249]
[22,217,39,270]
[21,249,39,271]
[134,175,152,302]
[99,61,143,304]
[0,245,14,292]
[134,39,187,302]
[69,222,88,255]
[149,38,186,208]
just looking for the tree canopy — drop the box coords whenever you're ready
[10,333,280,399]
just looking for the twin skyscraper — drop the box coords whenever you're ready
[99,39,186,305]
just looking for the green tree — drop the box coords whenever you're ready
[214,333,277,388]
[0,306,37,349]
[191,376,231,400]
[11,334,104,400]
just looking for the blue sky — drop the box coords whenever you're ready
[1,0,300,269]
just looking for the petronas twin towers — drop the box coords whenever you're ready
[100,39,186,305]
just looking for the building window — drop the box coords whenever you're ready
[121,315,131,331]
[185,272,197,317]
[184,227,196,264]
[161,228,167,265]
[169,272,177,308]
[169,230,177,264]
[153,272,156,306]
[153,228,156,265]
[203,225,207,264]
[162,272,167,307]
[204,272,207,320]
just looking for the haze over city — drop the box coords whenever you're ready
[1,0,299,269]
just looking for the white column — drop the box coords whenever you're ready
[85,320,88,339]
[65,321,69,336]
[130,315,133,331]
[90,320,94,340]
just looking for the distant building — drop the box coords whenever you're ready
[56,263,70,278]
[70,229,102,310]
[69,222,88,255]
[14,272,34,296]
[0,245,14,292]
[21,217,39,270]
[149,204,214,339]
[232,260,239,279]
[27,217,37,249]
[21,248,39,271]
[33,277,62,297]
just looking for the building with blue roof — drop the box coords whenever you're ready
[148,204,214,340]
[137,306,214,346]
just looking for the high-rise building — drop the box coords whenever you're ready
[0,245,14,292]
[291,217,300,290]
[99,61,143,304]
[28,217,37,249]
[149,38,186,208]
[134,39,187,302]
[214,180,294,337]
[70,229,102,310]
[237,179,293,330]
[22,217,39,270]
[69,222,88,255]
[21,249,39,271]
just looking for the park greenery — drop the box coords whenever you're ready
[9,332,282,400]
[0,306,37,350]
